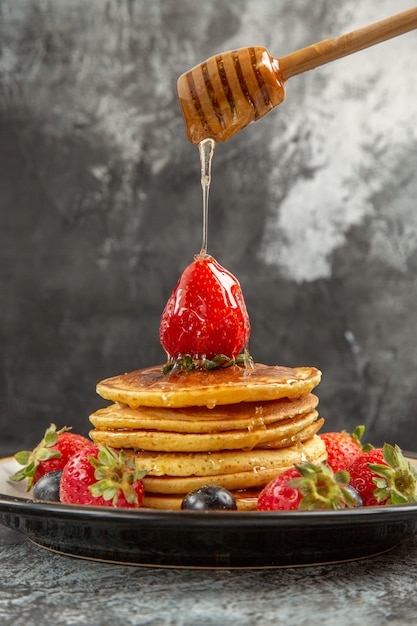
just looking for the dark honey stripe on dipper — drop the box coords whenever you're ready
[232,49,259,119]
[215,54,236,121]
[249,46,272,111]
[200,61,224,129]
[186,70,214,136]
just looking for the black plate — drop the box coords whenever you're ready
[1,456,417,568]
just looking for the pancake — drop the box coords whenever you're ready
[89,411,322,452]
[254,419,324,450]
[141,436,327,499]
[144,467,302,493]
[142,489,261,511]
[96,363,322,408]
[125,431,325,477]
[89,394,319,434]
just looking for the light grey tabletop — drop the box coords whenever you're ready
[1,522,417,626]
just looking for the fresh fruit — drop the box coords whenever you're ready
[181,485,238,511]
[11,424,91,490]
[257,461,360,511]
[33,470,63,502]
[160,255,250,363]
[59,444,146,508]
[320,425,368,472]
[347,443,417,506]
[257,467,302,511]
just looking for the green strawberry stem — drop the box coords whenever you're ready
[162,352,253,374]
[369,443,417,504]
[289,461,359,510]
[10,424,71,489]
[342,425,373,452]
[88,446,146,506]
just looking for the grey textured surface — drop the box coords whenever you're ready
[1,0,417,452]
[1,523,417,626]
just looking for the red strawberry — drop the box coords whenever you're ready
[11,424,91,490]
[160,255,250,363]
[60,445,146,508]
[320,425,367,472]
[257,467,302,511]
[347,443,417,506]
[257,461,359,511]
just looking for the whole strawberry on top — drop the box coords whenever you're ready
[60,444,146,508]
[347,443,417,506]
[11,424,91,491]
[160,255,250,365]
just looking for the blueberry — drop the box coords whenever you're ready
[181,485,237,511]
[33,470,63,502]
[345,484,363,507]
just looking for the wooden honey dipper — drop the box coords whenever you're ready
[177,7,417,144]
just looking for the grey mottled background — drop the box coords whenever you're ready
[1,0,417,452]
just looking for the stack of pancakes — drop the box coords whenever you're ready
[89,362,327,510]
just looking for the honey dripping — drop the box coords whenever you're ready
[197,137,215,258]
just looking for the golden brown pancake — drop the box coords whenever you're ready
[257,419,324,450]
[143,469,280,494]
[89,394,319,433]
[140,436,327,505]
[130,432,325,477]
[142,489,261,511]
[89,411,322,452]
[96,363,322,408]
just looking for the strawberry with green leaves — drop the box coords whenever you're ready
[60,445,146,508]
[160,255,250,367]
[257,461,361,511]
[11,424,91,490]
[320,425,370,473]
[347,443,417,506]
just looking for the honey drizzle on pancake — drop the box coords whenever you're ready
[96,364,321,409]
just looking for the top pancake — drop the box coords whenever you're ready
[96,363,322,408]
